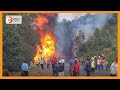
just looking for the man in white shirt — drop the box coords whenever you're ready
[110,60,118,76]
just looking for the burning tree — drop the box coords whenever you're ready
[33,14,57,63]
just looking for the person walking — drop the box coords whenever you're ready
[47,58,51,69]
[81,58,84,66]
[85,59,91,76]
[73,58,80,76]
[91,57,96,75]
[61,58,65,64]
[82,58,86,70]
[103,58,106,71]
[110,60,118,76]
[105,60,108,71]
[39,57,45,69]
[58,60,64,76]
[51,57,55,70]
[94,56,97,70]
[68,58,73,76]
[21,61,29,76]
[99,57,104,71]
[53,61,59,76]
[97,56,100,71]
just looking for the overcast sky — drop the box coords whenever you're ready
[57,13,87,22]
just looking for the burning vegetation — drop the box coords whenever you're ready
[33,14,56,63]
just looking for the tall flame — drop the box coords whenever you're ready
[33,15,56,63]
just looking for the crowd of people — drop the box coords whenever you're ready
[20,55,118,76]
[80,55,118,76]
[50,57,65,76]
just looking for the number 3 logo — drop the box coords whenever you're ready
[8,16,12,23]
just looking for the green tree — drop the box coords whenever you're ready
[3,14,39,72]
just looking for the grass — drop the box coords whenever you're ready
[12,64,38,76]
[12,72,21,76]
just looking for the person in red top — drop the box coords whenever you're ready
[99,57,104,70]
[73,58,80,76]
[51,57,56,74]
[54,57,57,63]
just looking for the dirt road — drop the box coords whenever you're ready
[28,63,110,76]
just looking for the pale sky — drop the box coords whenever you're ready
[57,13,87,22]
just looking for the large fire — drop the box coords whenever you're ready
[33,14,56,63]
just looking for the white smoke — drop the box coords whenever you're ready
[55,13,114,58]
[71,14,114,40]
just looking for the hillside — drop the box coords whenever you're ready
[77,14,117,65]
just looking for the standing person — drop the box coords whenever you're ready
[68,58,73,76]
[43,57,46,64]
[61,58,65,64]
[99,57,104,71]
[94,56,97,70]
[53,61,59,76]
[105,60,108,71]
[21,61,29,76]
[58,60,64,76]
[40,57,44,69]
[82,58,86,70]
[73,58,80,76]
[97,56,100,71]
[110,60,118,76]
[91,57,95,75]
[51,57,55,71]
[103,58,106,71]
[47,58,51,69]
[85,59,91,76]
[94,56,97,61]
[55,57,57,63]
[87,56,90,61]
[81,58,84,66]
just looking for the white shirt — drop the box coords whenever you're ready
[61,59,65,64]
[110,63,117,75]
[97,59,100,65]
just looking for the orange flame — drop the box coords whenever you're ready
[36,16,48,30]
[33,15,56,63]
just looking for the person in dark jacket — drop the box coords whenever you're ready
[53,61,59,76]
[47,58,51,69]
[85,59,91,76]
[58,60,64,76]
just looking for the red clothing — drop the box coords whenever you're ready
[51,58,56,64]
[8,72,12,76]
[100,59,104,64]
[73,63,80,72]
